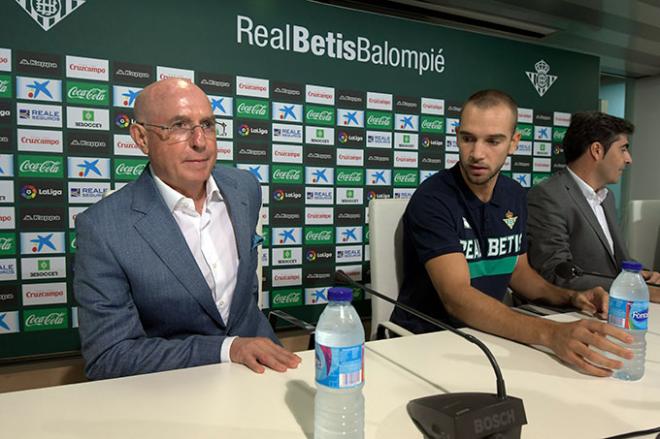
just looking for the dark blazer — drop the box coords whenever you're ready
[74,166,276,380]
[527,168,629,291]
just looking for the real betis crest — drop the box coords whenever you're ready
[526,60,557,97]
[503,210,518,230]
[16,0,86,31]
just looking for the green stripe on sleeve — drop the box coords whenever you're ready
[468,255,518,279]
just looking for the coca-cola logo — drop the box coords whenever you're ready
[272,291,301,305]
[25,312,65,327]
[116,163,146,176]
[68,86,107,101]
[20,160,61,173]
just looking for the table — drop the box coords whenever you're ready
[0,304,658,438]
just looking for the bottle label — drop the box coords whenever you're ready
[608,296,648,330]
[315,343,364,389]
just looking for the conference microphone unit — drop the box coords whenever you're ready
[334,270,527,439]
[554,261,660,288]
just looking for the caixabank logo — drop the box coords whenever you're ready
[20,232,65,255]
[16,76,62,102]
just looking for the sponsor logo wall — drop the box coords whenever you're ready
[0,46,571,350]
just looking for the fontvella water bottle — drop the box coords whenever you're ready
[314,287,365,439]
[608,260,649,381]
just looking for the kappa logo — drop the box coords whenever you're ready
[17,0,86,31]
[503,210,518,230]
[526,60,557,97]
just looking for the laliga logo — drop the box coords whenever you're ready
[238,124,250,137]
[21,184,38,200]
[273,189,285,201]
[526,60,557,97]
[421,136,430,148]
[115,113,130,128]
[367,190,377,200]
[338,131,348,144]
[17,0,87,32]
[305,250,317,262]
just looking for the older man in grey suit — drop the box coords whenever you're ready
[528,111,660,302]
[74,78,300,379]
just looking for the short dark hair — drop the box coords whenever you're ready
[460,89,518,133]
[562,111,634,163]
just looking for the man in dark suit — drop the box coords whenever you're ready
[528,111,659,302]
[74,78,300,379]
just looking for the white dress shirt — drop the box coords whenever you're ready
[152,169,239,362]
[567,167,614,254]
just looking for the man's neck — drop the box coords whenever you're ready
[459,166,497,203]
[567,162,604,192]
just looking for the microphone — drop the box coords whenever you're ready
[555,262,660,288]
[334,270,527,439]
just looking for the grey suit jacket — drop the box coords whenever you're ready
[527,169,630,291]
[74,165,276,380]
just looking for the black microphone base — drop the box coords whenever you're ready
[407,392,527,439]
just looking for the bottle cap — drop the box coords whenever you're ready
[621,260,643,272]
[328,287,353,302]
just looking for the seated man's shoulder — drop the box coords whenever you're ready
[527,170,564,199]
[216,164,259,186]
[75,183,134,226]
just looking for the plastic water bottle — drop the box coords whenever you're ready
[608,260,649,381]
[314,287,365,439]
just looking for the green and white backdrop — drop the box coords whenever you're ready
[0,0,599,360]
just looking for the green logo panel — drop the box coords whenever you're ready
[420,116,444,133]
[335,167,364,186]
[393,169,418,187]
[235,98,269,120]
[304,226,334,245]
[271,164,303,184]
[0,232,16,255]
[553,127,567,143]
[23,307,69,332]
[532,173,551,186]
[0,74,12,98]
[270,288,303,308]
[366,111,393,130]
[18,155,64,178]
[305,105,335,126]
[516,124,533,141]
[114,158,148,181]
[66,81,109,106]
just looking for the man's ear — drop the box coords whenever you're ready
[130,123,149,155]
[509,130,521,155]
[588,141,603,161]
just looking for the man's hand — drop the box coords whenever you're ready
[570,287,609,319]
[230,337,301,374]
[642,270,660,285]
[546,320,633,377]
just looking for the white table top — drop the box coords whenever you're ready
[1,304,658,438]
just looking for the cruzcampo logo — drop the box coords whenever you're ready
[23,307,68,332]
[235,98,269,120]
[0,232,16,255]
[366,111,393,130]
[68,232,76,253]
[335,167,364,186]
[516,124,533,141]
[18,154,64,178]
[66,81,109,106]
[271,164,303,184]
[270,288,303,308]
[532,173,551,186]
[420,116,444,133]
[304,226,334,245]
[553,127,567,143]
[393,169,418,187]
[114,158,148,181]
[0,74,12,99]
[305,105,335,126]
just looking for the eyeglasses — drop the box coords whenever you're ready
[133,119,216,141]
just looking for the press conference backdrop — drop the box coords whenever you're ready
[0,0,598,361]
